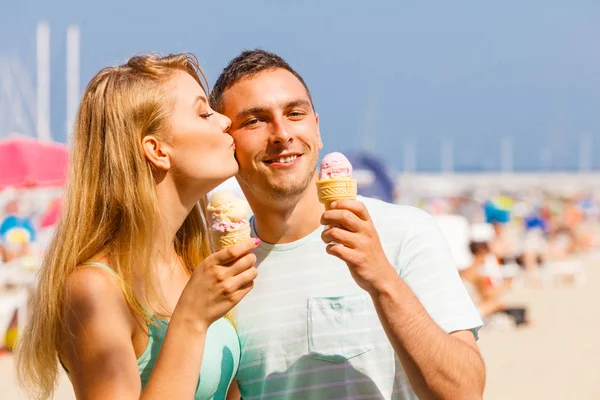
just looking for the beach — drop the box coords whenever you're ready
[479,252,600,400]
[1,253,598,399]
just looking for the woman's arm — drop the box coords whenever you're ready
[60,267,208,400]
[61,239,258,399]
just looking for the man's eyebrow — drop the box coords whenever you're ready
[284,99,312,109]
[235,107,268,120]
[235,99,312,120]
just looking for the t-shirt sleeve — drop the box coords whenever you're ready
[395,209,483,338]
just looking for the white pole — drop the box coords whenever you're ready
[36,21,51,141]
[441,137,454,174]
[539,147,551,171]
[579,135,592,172]
[500,136,513,173]
[66,25,80,142]
[403,138,416,174]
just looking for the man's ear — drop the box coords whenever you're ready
[315,112,323,150]
[142,135,171,171]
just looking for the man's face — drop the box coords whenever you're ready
[220,68,322,201]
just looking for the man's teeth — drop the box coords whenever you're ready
[273,155,298,163]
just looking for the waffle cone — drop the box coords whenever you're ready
[316,178,358,209]
[211,224,251,250]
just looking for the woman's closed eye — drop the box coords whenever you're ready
[199,112,214,119]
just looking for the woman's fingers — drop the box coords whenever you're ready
[211,238,260,264]
[222,266,258,305]
[231,267,258,295]
[227,252,257,275]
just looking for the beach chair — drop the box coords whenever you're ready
[541,258,587,287]
[0,288,28,350]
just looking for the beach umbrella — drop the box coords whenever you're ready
[0,136,68,189]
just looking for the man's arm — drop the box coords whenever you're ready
[370,274,485,400]
[321,200,485,400]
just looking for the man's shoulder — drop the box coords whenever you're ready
[360,196,434,226]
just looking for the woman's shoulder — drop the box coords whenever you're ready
[64,261,136,333]
[67,259,120,299]
[59,263,144,390]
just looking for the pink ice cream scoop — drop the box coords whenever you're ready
[319,152,353,180]
[207,190,251,232]
[207,190,252,251]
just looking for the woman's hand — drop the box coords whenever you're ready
[176,238,260,330]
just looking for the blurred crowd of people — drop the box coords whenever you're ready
[0,187,62,352]
[0,188,62,265]
[0,181,598,349]
[416,189,599,329]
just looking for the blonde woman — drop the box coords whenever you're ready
[16,53,259,400]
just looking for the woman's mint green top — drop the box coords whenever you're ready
[84,262,240,400]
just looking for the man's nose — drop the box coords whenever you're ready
[269,118,292,145]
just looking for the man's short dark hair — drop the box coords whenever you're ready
[210,49,314,112]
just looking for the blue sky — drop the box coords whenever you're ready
[1,0,599,172]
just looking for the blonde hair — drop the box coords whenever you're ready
[16,53,213,399]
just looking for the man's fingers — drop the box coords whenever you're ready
[321,209,362,232]
[330,200,371,221]
[325,243,357,263]
[321,227,358,248]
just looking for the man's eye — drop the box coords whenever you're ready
[243,118,259,126]
[289,111,304,118]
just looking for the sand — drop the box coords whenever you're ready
[478,252,600,400]
[1,253,598,399]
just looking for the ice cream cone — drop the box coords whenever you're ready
[207,190,252,251]
[211,224,252,250]
[317,177,358,210]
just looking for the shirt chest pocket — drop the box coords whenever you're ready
[307,293,372,363]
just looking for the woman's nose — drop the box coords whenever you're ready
[217,112,232,132]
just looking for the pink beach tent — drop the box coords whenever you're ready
[39,197,63,228]
[0,136,69,190]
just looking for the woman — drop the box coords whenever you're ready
[16,53,258,399]
[461,241,528,326]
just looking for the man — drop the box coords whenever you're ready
[211,49,485,400]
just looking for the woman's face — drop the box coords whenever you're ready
[161,71,236,193]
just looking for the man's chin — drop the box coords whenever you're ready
[259,178,309,199]
[240,165,316,198]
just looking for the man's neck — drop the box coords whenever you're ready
[246,174,325,245]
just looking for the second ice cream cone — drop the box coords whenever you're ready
[317,178,357,209]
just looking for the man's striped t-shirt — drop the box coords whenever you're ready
[233,196,483,399]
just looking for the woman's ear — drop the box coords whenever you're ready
[142,135,171,171]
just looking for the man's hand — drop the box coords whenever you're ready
[320,199,398,294]
[323,201,486,398]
